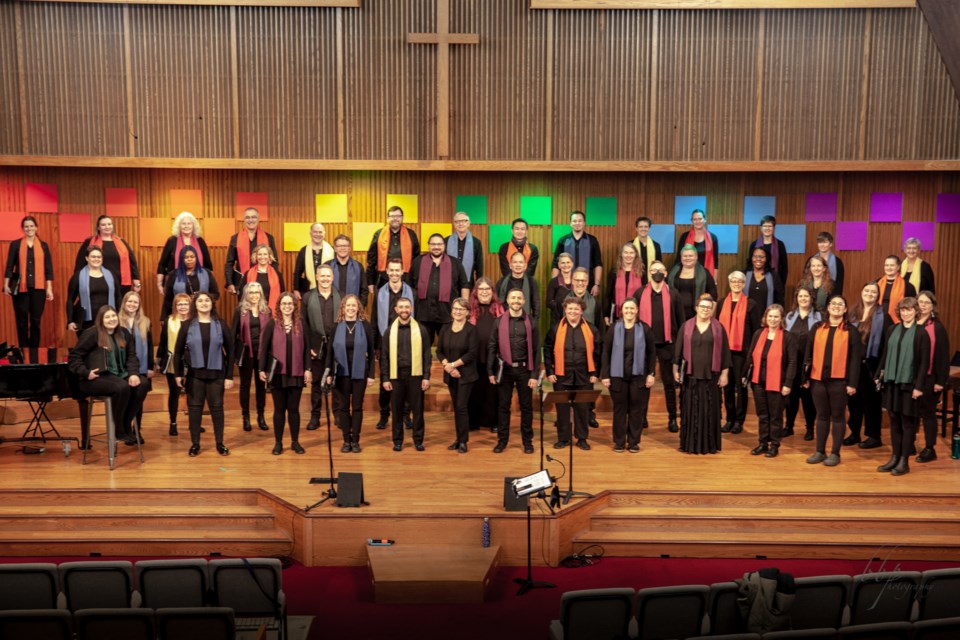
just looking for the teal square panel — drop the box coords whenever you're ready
[585,197,617,226]
[455,195,488,224]
[520,196,552,226]
[553,224,572,248]
[488,224,514,253]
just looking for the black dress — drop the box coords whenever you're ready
[674,321,732,454]
[468,305,500,430]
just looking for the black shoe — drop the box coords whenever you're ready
[393,443,402,452]
[804,429,814,441]
[782,426,794,437]
[188,444,200,457]
[877,455,898,472]
[641,422,648,430]
[169,422,178,436]
[351,443,361,453]
[448,441,460,451]
[306,418,320,431]
[730,423,743,434]
[891,457,910,476]
[627,444,640,453]
[751,444,769,456]
[720,422,733,433]
[916,448,937,463]
[376,416,388,430]
[404,417,414,430]
[523,444,534,454]
[414,443,425,451]
[842,435,862,446]
[859,437,882,450]
[291,441,305,454]
[588,417,599,429]
[122,434,137,446]
[553,441,569,449]
[667,419,679,433]
[341,442,351,453]
[613,445,625,453]
[493,444,506,453]
[257,413,269,431]
[576,439,591,451]
[458,443,468,454]
[489,426,498,434]
[199,427,206,433]
[243,415,252,432]
[765,444,780,458]
[216,443,230,456]
[272,442,283,455]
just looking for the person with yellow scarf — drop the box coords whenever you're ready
[380,297,432,452]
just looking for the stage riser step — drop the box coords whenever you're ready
[0,516,278,531]
[0,541,294,558]
[588,518,960,535]
[606,493,960,509]
[569,541,960,562]
[0,491,261,507]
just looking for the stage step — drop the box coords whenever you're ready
[0,490,294,558]
[570,491,960,561]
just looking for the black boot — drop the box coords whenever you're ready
[891,457,910,476]
[169,422,178,436]
[877,455,899,472]
[242,414,252,432]
[257,412,269,431]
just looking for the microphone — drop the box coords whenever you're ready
[320,367,331,390]
[537,368,546,388]
[545,454,554,462]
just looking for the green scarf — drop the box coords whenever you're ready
[883,323,917,385]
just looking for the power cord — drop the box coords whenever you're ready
[560,544,605,568]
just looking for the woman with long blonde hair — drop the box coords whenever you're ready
[232,281,270,432]
[118,291,154,445]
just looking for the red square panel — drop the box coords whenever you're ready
[236,192,269,221]
[26,183,58,213]
[0,213,25,241]
[59,213,92,243]
[105,188,138,217]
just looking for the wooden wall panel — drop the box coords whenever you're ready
[235,6,339,159]
[551,10,653,161]
[761,10,866,161]
[342,0,436,160]
[449,0,548,161]
[129,5,234,158]
[0,3,22,155]
[656,10,760,161]
[19,2,128,157]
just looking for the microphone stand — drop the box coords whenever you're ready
[537,368,546,472]
[305,366,337,511]
[514,489,556,596]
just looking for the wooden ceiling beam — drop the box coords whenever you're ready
[529,1,915,9]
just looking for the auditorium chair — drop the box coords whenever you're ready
[135,559,209,609]
[688,634,761,639]
[635,584,710,639]
[0,562,60,610]
[73,607,155,640]
[58,561,139,611]
[848,571,921,625]
[0,609,72,640]
[789,575,852,630]
[761,630,836,638]
[916,568,960,621]
[156,606,236,640]
[547,587,635,640]
[836,620,912,639]
[706,581,743,635]
[209,558,286,640]
[913,616,960,639]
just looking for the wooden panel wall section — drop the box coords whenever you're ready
[0,3,22,155]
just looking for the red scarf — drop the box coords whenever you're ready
[811,323,849,381]
[924,320,936,375]
[91,235,132,286]
[638,284,672,342]
[237,227,268,273]
[18,238,46,292]
[377,226,414,272]
[246,265,281,310]
[878,274,906,324]
[614,270,642,316]
[685,228,715,278]
[751,328,784,392]
[553,320,595,377]
[719,294,748,351]
[417,255,453,302]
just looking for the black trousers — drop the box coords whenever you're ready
[12,289,46,348]
[723,351,749,425]
[78,375,131,439]
[785,370,816,431]
[555,380,592,443]
[447,378,474,444]
[309,358,331,422]
[390,372,424,446]
[919,389,940,449]
[468,369,498,429]
[812,379,848,455]
[889,410,918,459]
[655,343,678,421]
[186,376,225,446]
[238,357,266,416]
[497,367,534,445]
[610,377,650,448]
[334,377,367,443]
[271,386,303,444]
[122,378,151,437]
[165,373,182,424]
[848,363,882,441]
[420,320,445,346]
[752,385,785,445]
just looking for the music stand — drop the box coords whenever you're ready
[542,389,601,505]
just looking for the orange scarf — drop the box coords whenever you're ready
[91,235,132,286]
[377,226,414,272]
[505,240,532,269]
[553,320,595,377]
[811,323,849,381]
[18,238,46,293]
[751,328,784,392]
[246,265,281,310]
[237,227,269,273]
[719,294,748,351]
[878,274,906,324]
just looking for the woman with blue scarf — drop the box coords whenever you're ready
[66,246,119,333]
[601,298,656,453]
[174,292,235,457]
[326,294,376,453]
[117,291,154,445]
[161,245,219,320]
[845,281,891,450]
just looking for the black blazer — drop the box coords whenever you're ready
[68,326,139,380]
[745,329,799,390]
[4,238,54,289]
[544,320,601,382]
[436,322,479,385]
[803,323,862,388]
[877,323,930,393]
[156,236,212,277]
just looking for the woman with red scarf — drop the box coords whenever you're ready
[3,216,54,347]
[746,304,797,458]
[674,209,719,278]
[604,243,644,326]
[716,271,762,436]
[74,215,141,298]
[467,277,504,433]
[155,211,212,295]
[244,244,285,311]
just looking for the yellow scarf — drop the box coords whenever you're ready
[303,241,335,290]
[389,317,423,379]
[166,316,182,354]
[633,235,656,277]
[900,257,922,293]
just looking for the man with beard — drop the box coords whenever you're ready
[302,264,340,431]
[380,297,431,451]
[327,234,368,306]
[374,259,414,430]
[445,212,484,287]
[366,206,420,295]
[410,233,469,344]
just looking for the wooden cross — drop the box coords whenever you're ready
[407,0,479,159]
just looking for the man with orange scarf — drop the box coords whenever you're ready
[545,296,600,450]
[365,206,420,296]
[225,207,278,294]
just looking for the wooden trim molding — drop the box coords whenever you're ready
[529,1,915,8]
[2,155,958,172]
[20,0,362,6]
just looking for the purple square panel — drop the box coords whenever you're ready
[902,222,935,252]
[805,192,837,222]
[936,193,960,223]
[870,192,903,222]
[835,222,868,251]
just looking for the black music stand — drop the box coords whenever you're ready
[542,389,600,504]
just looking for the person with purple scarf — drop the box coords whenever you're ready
[409,233,469,345]
[260,292,312,455]
[748,215,788,287]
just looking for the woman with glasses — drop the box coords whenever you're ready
[259,292,311,455]
[67,246,120,333]
[232,281,270,432]
[784,287,821,441]
[915,291,949,463]
[156,211,211,296]
[901,238,935,294]
[546,252,575,327]
[157,293,192,436]
[73,215,141,298]
[437,297,479,453]
[846,281,891,449]
[673,294,731,455]
[326,294,375,453]
[803,295,861,467]
[746,304,797,458]
[467,278,504,433]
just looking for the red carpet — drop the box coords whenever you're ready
[7,555,956,640]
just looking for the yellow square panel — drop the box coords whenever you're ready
[386,194,418,223]
[283,222,313,252]
[352,222,384,250]
[419,223,452,251]
[315,194,348,223]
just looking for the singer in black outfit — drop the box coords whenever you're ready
[437,297,479,453]
[260,292,312,455]
[3,216,54,348]
[326,294,376,453]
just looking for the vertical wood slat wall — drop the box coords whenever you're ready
[1,1,957,162]
[1,167,957,354]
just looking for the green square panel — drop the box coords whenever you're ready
[455,195,488,224]
[488,224,514,253]
[585,197,618,226]
[553,224,572,250]
[520,196,552,226]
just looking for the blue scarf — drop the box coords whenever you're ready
[864,306,886,359]
[377,282,413,335]
[447,232,474,278]
[186,320,223,371]
[610,321,645,377]
[762,272,774,308]
[78,267,115,322]
[333,320,368,380]
[132,326,148,375]
[785,309,821,332]
[329,258,362,296]
[563,233,592,274]
[173,268,210,295]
